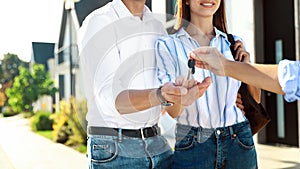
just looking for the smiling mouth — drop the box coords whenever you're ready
[200,2,215,7]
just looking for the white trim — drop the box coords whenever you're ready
[294,0,300,149]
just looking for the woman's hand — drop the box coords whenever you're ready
[236,93,245,115]
[234,40,250,63]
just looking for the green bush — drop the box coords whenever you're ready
[54,121,73,144]
[2,107,18,117]
[31,111,53,131]
[52,97,87,145]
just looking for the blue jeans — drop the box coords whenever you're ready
[172,121,257,169]
[87,134,173,169]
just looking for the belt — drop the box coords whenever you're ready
[177,120,250,140]
[88,124,160,138]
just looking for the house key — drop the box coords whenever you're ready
[187,59,195,80]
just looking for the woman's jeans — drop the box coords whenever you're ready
[87,134,173,169]
[173,121,257,169]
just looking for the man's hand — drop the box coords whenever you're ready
[189,47,228,76]
[161,76,212,106]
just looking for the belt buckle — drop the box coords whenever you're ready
[140,128,145,140]
[153,125,160,135]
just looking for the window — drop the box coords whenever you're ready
[166,0,176,21]
[59,75,65,100]
[146,0,152,10]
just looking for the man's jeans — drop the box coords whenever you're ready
[87,134,173,169]
[172,121,257,169]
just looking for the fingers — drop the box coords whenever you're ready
[160,83,188,105]
[189,51,205,68]
[180,77,211,106]
[175,76,185,86]
[233,41,243,61]
[235,93,244,111]
[184,79,197,89]
[235,48,250,62]
[189,48,210,61]
[162,77,212,106]
[189,51,198,60]
[233,40,243,51]
[196,77,212,97]
[162,82,187,96]
[197,77,212,88]
[175,76,197,88]
[233,41,250,62]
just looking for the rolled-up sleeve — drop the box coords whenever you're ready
[278,60,300,102]
[155,38,177,84]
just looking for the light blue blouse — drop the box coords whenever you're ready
[278,60,300,102]
[155,27,247,128]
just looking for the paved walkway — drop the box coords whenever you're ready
[257,143,300,169]
[0,114,299,169]
[0,114,86,169]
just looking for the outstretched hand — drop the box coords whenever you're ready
[189,47,227,76]
[161,76,212,107]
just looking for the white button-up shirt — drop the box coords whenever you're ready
[78,0,166,129]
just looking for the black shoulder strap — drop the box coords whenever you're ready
[227,34,237,58]
[227,33,235,45]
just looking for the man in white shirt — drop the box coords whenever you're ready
[78,0,211,168]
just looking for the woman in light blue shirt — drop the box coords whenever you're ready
[155,0,261,168]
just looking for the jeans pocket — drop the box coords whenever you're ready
[174,134,194,151]
[91,139,118,163]
[235,128,255,150]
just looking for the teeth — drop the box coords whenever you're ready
[202,3,213,6]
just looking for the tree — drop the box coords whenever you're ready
[6,64,57,113]
[0,53,29,109]
[0,53,29,84]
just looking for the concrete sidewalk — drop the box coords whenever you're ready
[257,143,300,169]
[0,115,299,169]
[0,115,86,169]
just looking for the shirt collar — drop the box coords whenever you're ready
[112,0,152,20]
[214,27,227,38]
[175,26,227,39]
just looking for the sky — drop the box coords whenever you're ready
[0,0,64,62]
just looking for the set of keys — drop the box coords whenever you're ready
[160,59,196,107]
[187,59,195,80]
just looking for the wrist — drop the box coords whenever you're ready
[223,60,233,76]
[156,86,173,107]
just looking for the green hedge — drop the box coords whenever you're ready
[31,111,53,131]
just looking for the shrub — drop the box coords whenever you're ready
[2,106,18,117]
[31,111,53,131]
[52,97,87,145]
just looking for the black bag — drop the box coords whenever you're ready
[227,34,271,135]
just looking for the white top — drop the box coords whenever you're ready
[156,28,246,128]
[78,0,167,129]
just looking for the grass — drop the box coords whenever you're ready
[35,130,87,154]
[36,130,54,140]
[73,144,87,154]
